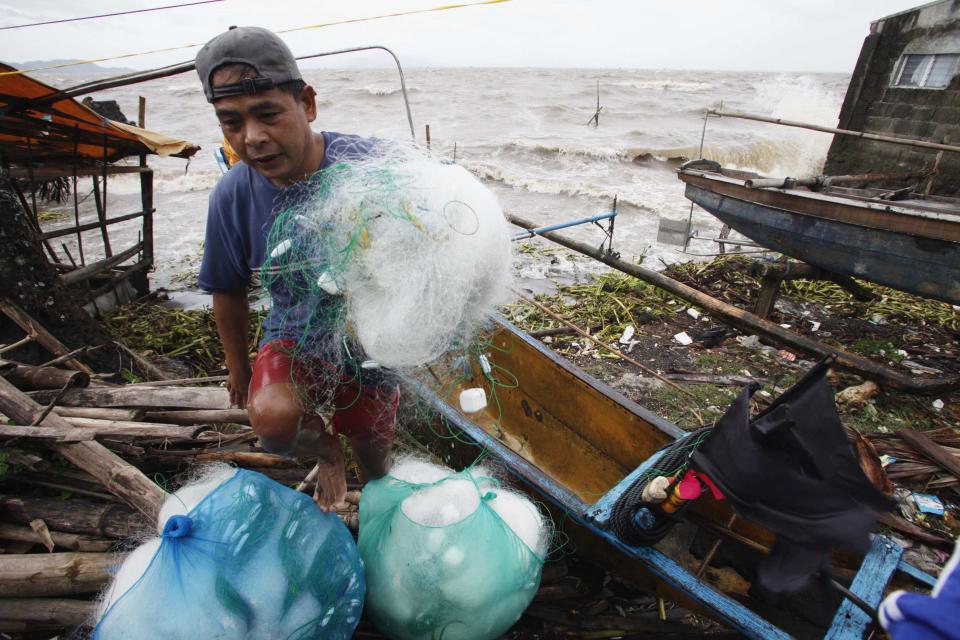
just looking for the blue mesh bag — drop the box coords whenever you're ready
[94,468,364,639]
[358,469,545,640]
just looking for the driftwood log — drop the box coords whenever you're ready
[0,598,95,632]
[195,451,295,468]
[54,406,143,421]
[30,385,231,410]
[62,416,208,439]
[0,376,165,520]
[0,360,89,390]
[0,522,112,552]
[0,552,120,597]
[0,495,150,539]
[144,408,249,425]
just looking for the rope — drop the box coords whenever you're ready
[0,1,225,31]
[609,427,712,546]
[0,0,512,77]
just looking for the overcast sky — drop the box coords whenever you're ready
[0,0,930,73]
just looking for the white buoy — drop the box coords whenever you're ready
[458,387,487,413]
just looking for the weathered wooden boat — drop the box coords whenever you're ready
[409,318,936,640]
[677,162,960,306]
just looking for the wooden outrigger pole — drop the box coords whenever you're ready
[708,109,960,155]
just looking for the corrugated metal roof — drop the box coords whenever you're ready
[0,62,198,167]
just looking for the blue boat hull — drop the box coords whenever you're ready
[683,182,960,306]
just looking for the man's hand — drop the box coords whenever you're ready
[227,362,252,409]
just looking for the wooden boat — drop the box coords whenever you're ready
[677,162,960,306]
[409,318,935,640]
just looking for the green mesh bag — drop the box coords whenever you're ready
[358,469,544,640]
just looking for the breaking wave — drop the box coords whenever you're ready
[464,162,654,211]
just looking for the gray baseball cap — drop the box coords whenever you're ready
[195,26,302,102]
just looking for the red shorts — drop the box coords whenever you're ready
[249,339,399,445]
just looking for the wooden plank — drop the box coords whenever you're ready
[825,535,903,640]
[0,300,94,375]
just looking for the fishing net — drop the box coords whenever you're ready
[93,465,364,639]
[260,143,512,428]
[358,455,549,640]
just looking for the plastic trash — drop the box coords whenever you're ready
[94,467,364,639]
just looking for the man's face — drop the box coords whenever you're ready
[211,69,319,187]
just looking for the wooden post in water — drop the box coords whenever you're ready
[587,80,602,127]
[138,97,155,279]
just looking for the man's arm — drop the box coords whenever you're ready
[212,289,251,408]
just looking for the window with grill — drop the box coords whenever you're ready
[892,53,959,88]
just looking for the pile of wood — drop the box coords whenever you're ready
[0,357,329,635]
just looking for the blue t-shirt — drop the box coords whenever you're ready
[198,131,376,345]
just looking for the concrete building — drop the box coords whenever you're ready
[824,0,960,196]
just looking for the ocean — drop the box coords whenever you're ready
[37,67,850,305]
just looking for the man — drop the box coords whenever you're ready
[195,26,398,511]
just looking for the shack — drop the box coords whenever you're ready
[824,0,960,196]
[0,63,199,314]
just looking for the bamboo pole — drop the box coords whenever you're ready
[0,552,119,597]
[507,213,959,393]
[709,109,960,155]
[0,375,165,520]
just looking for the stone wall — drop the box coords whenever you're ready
[823,1,960,196]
